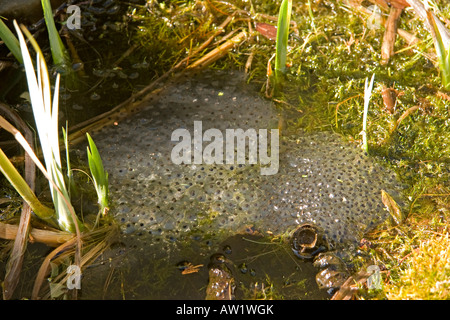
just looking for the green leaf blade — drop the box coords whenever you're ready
[0,18,23,63]
[41,0,70,67]
[275,0,292,76]
[86,133,109,214]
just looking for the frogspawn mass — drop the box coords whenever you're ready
[85,69,402,259]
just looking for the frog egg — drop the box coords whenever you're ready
[86,69,403,252]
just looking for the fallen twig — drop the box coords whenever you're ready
[331,268,372,300]
[186,30,247,70]
[0,221,73,246]
[381,7,403,65]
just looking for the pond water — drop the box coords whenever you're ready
[69,68,403,300]
[80,234,330,300]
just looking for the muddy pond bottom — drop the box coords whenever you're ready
[76,69,403,299]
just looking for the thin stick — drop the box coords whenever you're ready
[381,7,403,65]
[187,30,247,69]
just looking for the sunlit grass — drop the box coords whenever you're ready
[361,74,375,153]
[367,202,450,300]
[386,232,450,299]
[13,20,82,233]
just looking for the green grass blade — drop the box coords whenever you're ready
[0,18,23,64]
[86,133,109,214]
[0,147,55,222]
[41,0,69,68]
[427,10,450,89]
[306,0,316,30]
[0,114,60,225]
[446,50,450,89]
[275,0,292,76]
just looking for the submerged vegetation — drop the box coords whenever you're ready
[0,0,449,299]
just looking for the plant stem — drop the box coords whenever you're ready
[306,0,316,31]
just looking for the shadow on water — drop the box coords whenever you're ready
[0,233,329,299]
[79,234,329,300]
